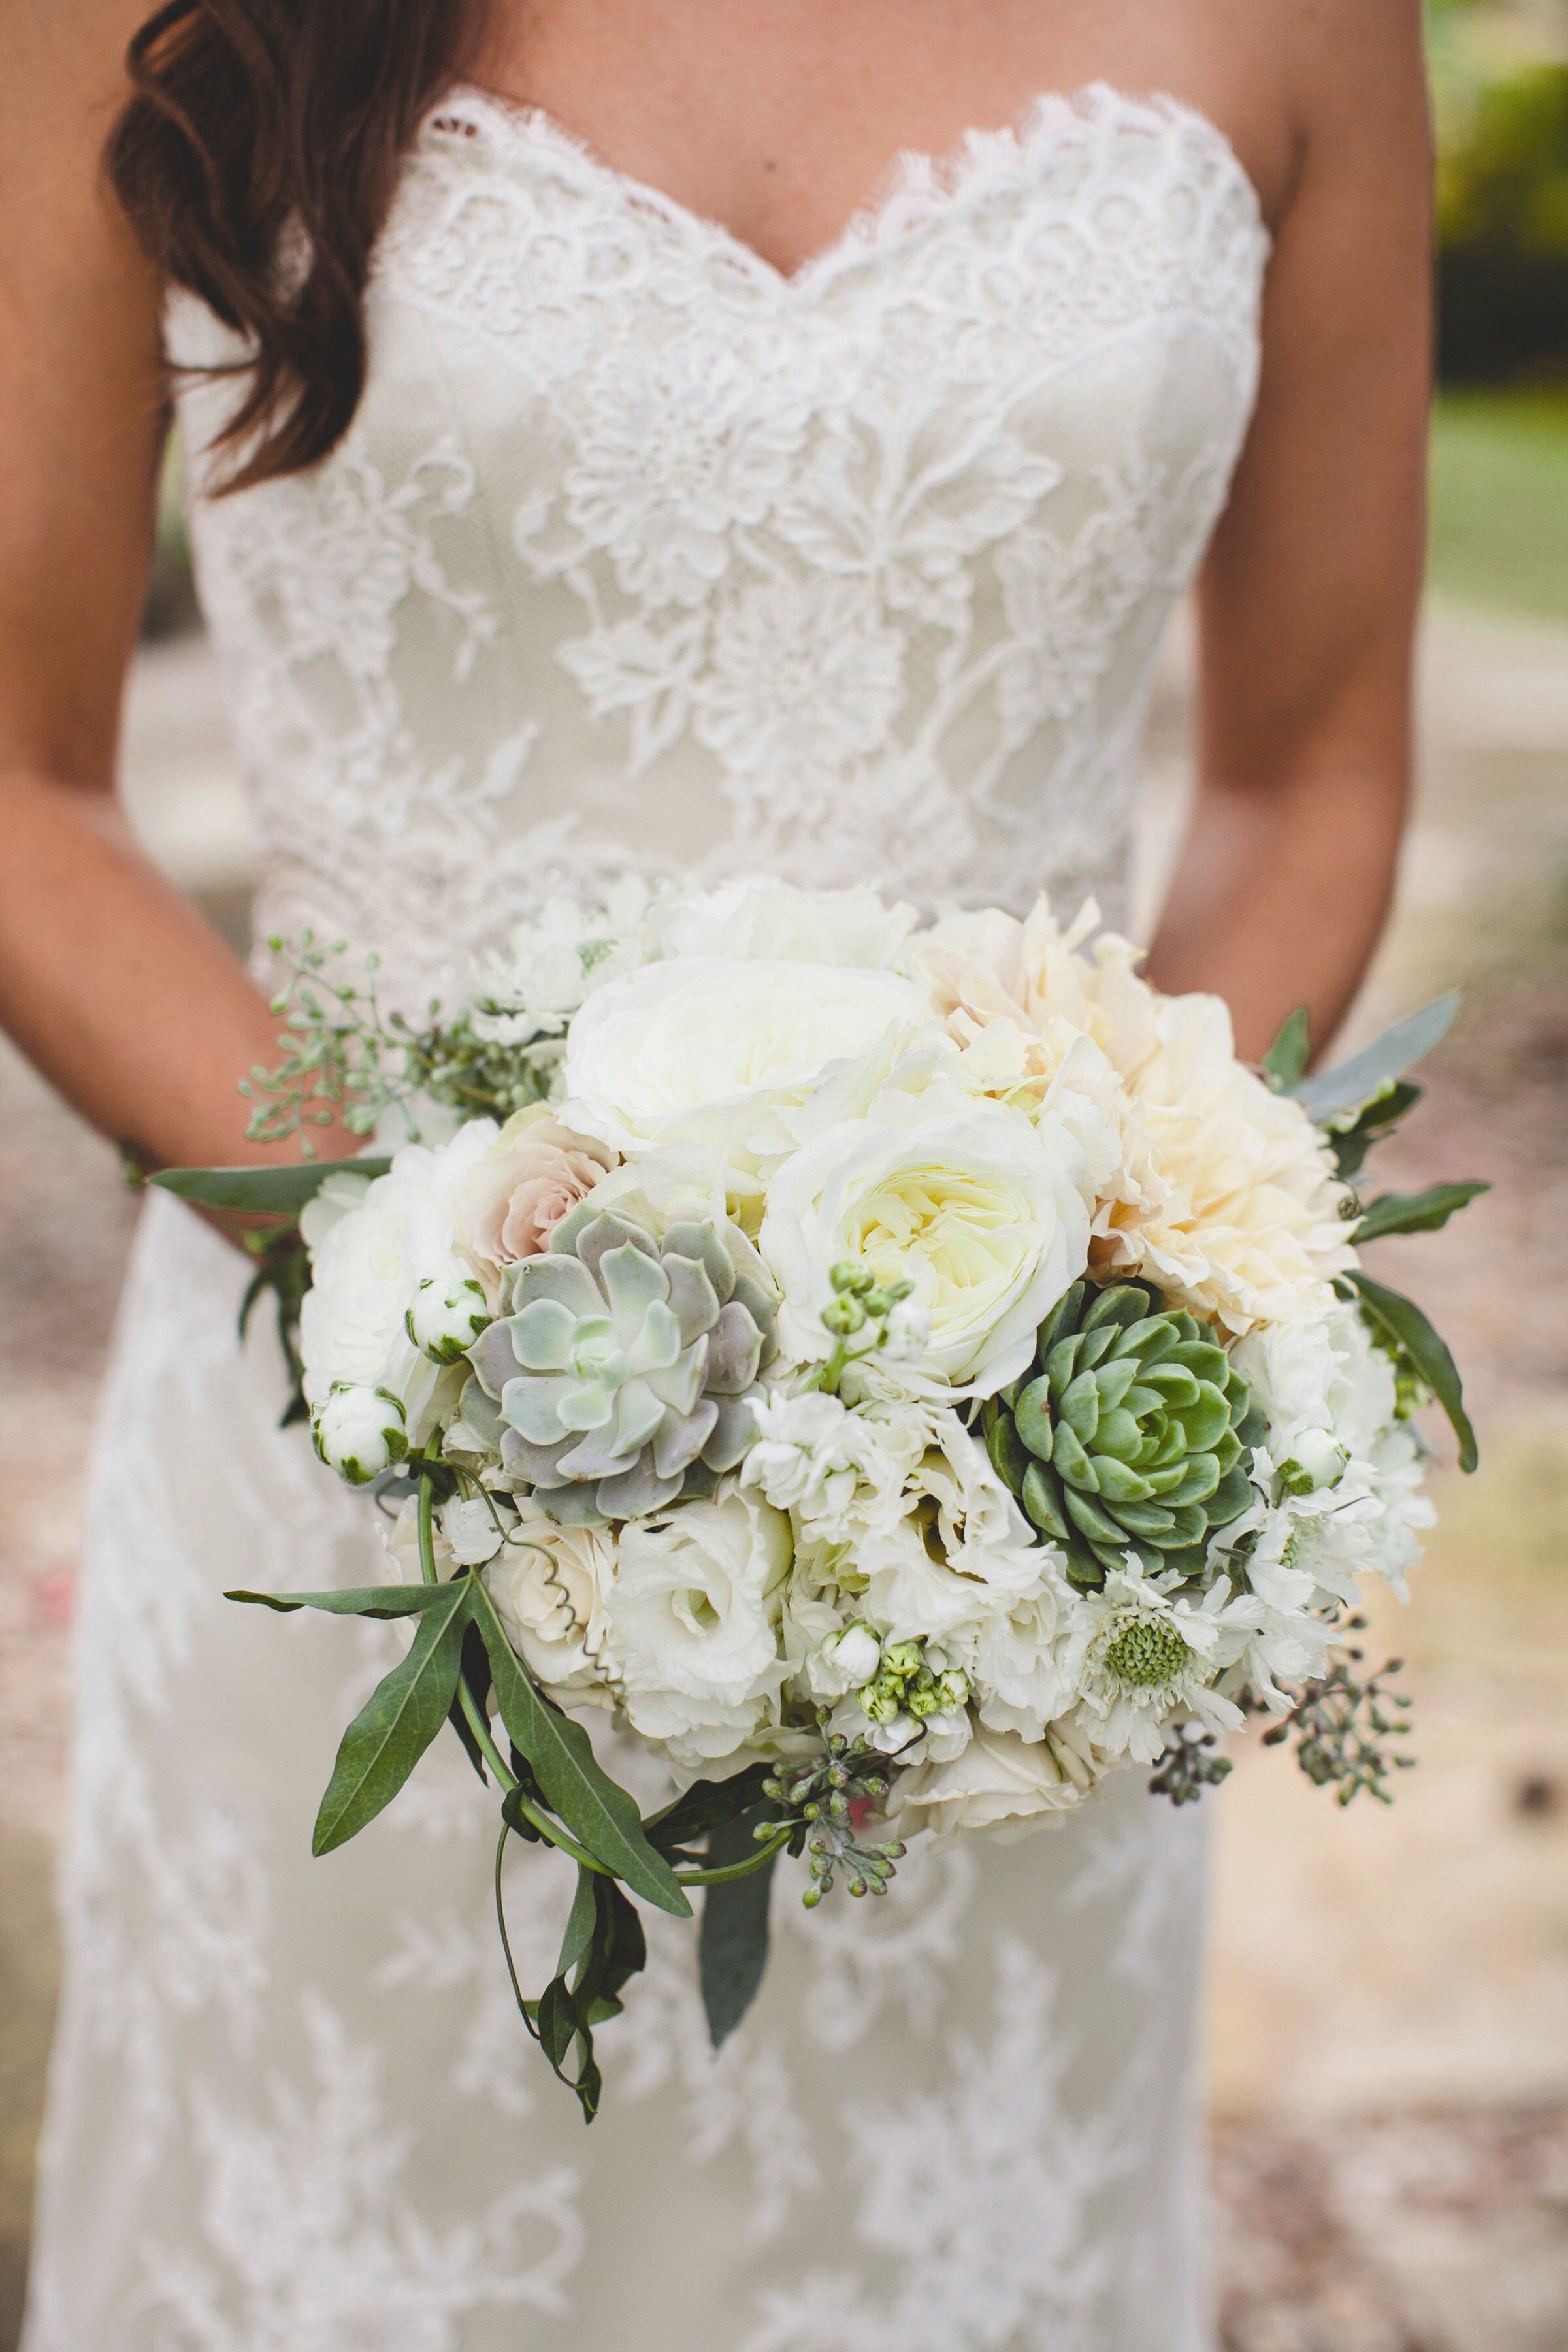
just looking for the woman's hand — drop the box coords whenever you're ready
[1146,0,1431,1066]
[0,1,351,1185]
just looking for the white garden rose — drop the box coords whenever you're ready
[890,1721,1094,1842]
[299,1122,498,1441]
[484,1498,616,1703]
[562,955,929,1164]
[653,879,919,969]
[602,1488,792,1764]
[759,1098,1090,1396]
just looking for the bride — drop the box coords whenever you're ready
[5,1,1429,2344]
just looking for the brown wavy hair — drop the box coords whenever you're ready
[106,0,482,493]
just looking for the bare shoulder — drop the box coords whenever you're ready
[1273,0,1430,165]
[2,0,157,188]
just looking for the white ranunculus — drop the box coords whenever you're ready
[485,1498,617,1703]
[561,956,930,1164]
[760,1098,1090,1396]
[653,879,919,970]
[299,1122,498,1441]
[891,1721,1095,1842]
[602,1489,792,1763]
[312,1384,408,1485]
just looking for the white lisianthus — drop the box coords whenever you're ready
[653,878,919,969]
[891,1720,1095,1842]
[299,1122,498,1441]
[485,1498,617,1703]
[562,955,930,1164]
[313,1384,408,1485]
[602,1489,792,1764]
[759,1098,1089,1396]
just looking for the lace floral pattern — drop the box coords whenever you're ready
[172,81,1264,1003]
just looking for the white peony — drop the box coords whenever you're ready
[653,879,919,970]
[891,1720,1095,1842]
[485,1498,617,1704]
[299,1122,498,1441]
[561,955,930,1164]
[602,1488,792,1765]
[760,1096,1090,1396]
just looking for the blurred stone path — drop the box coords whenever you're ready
[1,604,1565,2348]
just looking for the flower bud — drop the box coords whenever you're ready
[406,1276,491,1365]
[827,1621,883,1690]
[1279,1428,1347,1496]
[314,1384,408,1486]
[822,1296,866,1337]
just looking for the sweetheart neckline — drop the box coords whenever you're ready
[425,78,1270,297]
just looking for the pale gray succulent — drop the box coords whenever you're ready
[465,1209,778,1522]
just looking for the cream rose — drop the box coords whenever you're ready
[561,955,929,1162]
[890,1721,1094,1842]
[759,1098,1090,1396]
[453,1106,617,1304]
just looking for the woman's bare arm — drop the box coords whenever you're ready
[0,1,327,1174]
[1145,0,1432,1064]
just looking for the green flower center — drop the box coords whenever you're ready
[1103,1618,1194,1690]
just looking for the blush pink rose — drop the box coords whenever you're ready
[455,1109,617,1303]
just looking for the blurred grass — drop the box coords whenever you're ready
[1429,390,1568,619]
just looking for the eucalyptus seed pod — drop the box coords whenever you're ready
[982,1279,1262,1590]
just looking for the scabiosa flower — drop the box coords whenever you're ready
[1063,1560,1255,1766]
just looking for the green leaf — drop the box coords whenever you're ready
[1354,1181,1490,1245]
[470,1581,691,1917]
[227,1582,465,1620]
[699,1810,777,2051]
[1292,994,1459,1121]
[644,1764,776,1855]
[1326,1081,1424,1181]
[1261,1006,1311,1091]
[1343,1270,1480,1475]
[151,1158,391,1217]
[312,1580,472,1854]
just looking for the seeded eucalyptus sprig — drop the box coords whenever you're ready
[1261,1622,1416,1805]
[751,1723,909,1908]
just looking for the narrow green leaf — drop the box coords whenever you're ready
[1345,1269,1479,1475]
[1261,1006,1311,1092]
[151,1158,391,1216]
[312,1580,472,1854]
[1354,1181,1490,1245]
[228,1582,463,1620]
[470,1581,691,1918]
[1326,1081,1424,1181]
[699,1810,777,2051]
[557,1867,600,1984]
[1292,994,1459,1120]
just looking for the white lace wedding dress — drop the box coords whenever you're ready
[24,84,1267,2351]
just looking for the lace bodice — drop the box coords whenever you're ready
[172,82,1266,1000]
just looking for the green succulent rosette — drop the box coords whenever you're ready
[981,1278,1263,1590]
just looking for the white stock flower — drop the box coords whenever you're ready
[653,879,919,970]
[962,1580,1077,1743]
[853,1405,1047,1642]
[485,1499,617,1704]
[760,1096,1089,1396]
[472,880,658,1036]
[602,1489,792,1764]
[891,1720,1096,1842]
[740,1389,908,1543]
[563,955,930,1165]
[299,1122,497,1441]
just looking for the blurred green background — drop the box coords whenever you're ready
[1428,0,1568,618]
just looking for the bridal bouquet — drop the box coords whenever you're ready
[157,881,1482,2116]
